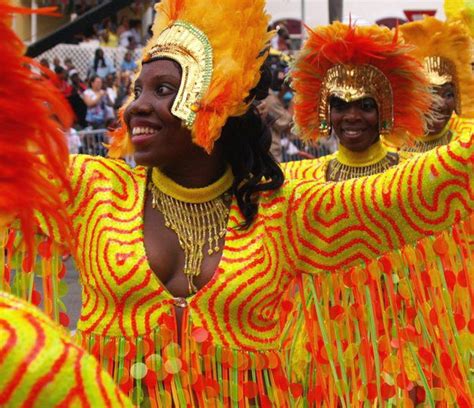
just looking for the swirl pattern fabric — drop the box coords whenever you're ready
[0,291,131,407]
[450,115,474,141]
[59,133,474,406]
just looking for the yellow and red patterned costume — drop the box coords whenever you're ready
[0,292,132,407]
[8,136,467,406]
[1,1,474,407]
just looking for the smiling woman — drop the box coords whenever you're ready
[400,16,474,153]
[284,22,431,182]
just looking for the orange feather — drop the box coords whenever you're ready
[0,1,73,255]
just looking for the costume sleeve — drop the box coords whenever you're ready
[0,291,133,407]
[284,134,474,406]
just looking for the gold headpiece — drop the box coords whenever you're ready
[400,17,474,117]
[291,23,432,147]
[319,64,394,136]
[144,21,213,128]
[109,0,272,157]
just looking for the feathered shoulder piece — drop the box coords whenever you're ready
[291,22,432,147]
[400,16,474,118]
[109,0,272,157]
[0,1,73,252]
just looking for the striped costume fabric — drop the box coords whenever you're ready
[1,133,473,406]
[0,291,132,407]
[450,115,474,141]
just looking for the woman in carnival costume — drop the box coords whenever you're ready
[1,0,474,406]
[284,22,430,182]
[0,2,131,407]
[399,16,474,153]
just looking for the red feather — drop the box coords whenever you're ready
[0,1,73,254]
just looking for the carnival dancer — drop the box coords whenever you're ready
[284,23,429,181]
[1,0,474,406]
[400,16,474,153]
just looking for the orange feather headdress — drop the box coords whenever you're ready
[291,23,432,147]
[400,17,474,118]
[0,1,73,253]
[109,0,272,157]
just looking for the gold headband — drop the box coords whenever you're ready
[144,21,213,128]
[318,64,394,136]
[423,56,461,114]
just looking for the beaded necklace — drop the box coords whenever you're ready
[403,123,452,153]
[148,166,233,295]
[327,140,393,181]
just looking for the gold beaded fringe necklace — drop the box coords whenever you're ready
[148,166,233,295]
[327,139,394,181]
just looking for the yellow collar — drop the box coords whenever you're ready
[336,139,388,167]
[151,166,234,204]
[423,121,451,143]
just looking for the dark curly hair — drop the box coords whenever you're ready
[220,62,284,228]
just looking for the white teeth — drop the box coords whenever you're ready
[132,127,156,136]
[344,130,362,136]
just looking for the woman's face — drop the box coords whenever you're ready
[91,77,102,91]
[330,97,379,152]
[124,59,202,168]
[427,83,455,135]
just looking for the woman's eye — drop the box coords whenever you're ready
[444,92,455,99]
[133,88,141,99]
[156,85,172,95]
[361,99,376,111]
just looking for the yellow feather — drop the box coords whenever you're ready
[400,17,474,117]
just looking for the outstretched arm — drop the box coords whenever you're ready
[283,134,473,406]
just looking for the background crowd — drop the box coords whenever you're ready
[37,16,333,161]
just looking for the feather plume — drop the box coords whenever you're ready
[109,0,272,156]
[400,17,474,118]
[292,23,432,147]
[0,1,73,255]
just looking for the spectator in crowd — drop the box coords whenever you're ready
[88,48,115,79]
[100,18,118,47]
[39,58,50,69]
[66,127,82,154]
[83,75,107,129]
[54,66,73,98]
[119,19,142,48]
[64,57,75,73]
[52,56,63,71]
[79,27,100,48]
[68,69,88,128]
[115,70,132,109]
[104,73,118,123]
[116,15,129,37]
[120,50,137,72]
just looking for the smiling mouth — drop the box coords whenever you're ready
[132,126,159,137]
[342,129,365,138]
[130,126,161,146]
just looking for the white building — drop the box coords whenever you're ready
[266,0,446,29]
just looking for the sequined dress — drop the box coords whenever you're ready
[2,135,474,407]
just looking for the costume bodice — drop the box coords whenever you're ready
[69,155,297,351]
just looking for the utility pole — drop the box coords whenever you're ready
[329,0,343,23]
[301,0,306,39]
